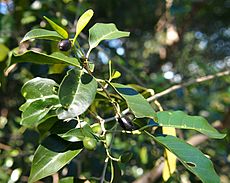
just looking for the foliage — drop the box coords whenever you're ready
[0,1,229,183]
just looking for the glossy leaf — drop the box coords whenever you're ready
[20,29,63,43]
[146,132,220,183]
[157,111,225,139]
[28,136,82,183]
[44,16,68,39]
[11,50,81,67]
[20,77,60,127]
[73,9,94,44]
[57,69,97,119]
[88,23,130,53]
[110,83,157,121]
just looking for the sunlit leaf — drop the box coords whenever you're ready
[57,69,97,119]
[110,83,157,121]
[73,9,94,44]
[20,29,63,43]
[157,111,226,139]
[112,71,121,79]
[88,23,130,54]
[162,127,177,181]
[44,16,68,39]
[20,77,60,127]
[28,135,82,183]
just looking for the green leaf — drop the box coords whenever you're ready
[73,9,94,44]
[146,132,220,183]
[110,83,157,121]
[57,69,97,119]
[88,23,130,53]
[11,51,81,67]
[157,111,226,139]
[20,77,60,127]
[111,71,121,79]
[28,136,82,183]
[0,44,9,62]
[44,16,69,39]
[20,29,63,43]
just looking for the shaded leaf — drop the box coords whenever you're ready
[44,16,68,39]
[146,131,220,183]
[157,111,226,139]
[20,29,63,43]
[28,140,82,182]
[73,9,94,44]
[88,23,129,53]
[110,83,157,121]
[57,69,97,119]
[11,51,81,67]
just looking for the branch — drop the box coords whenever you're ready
[147,70,230,102]
[105,70,230,123]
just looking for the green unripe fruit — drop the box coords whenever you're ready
[58,39,71,51]
[83,137,97,151]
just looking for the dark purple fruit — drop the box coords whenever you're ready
[118,116,135,131]
[58,39,72,51]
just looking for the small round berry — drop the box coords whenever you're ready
[58,39,72,51]
[83,137,97,151]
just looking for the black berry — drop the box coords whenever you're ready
[58,39,72,51]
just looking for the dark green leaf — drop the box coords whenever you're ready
[11,51,81,67]
[28,137,82,183]
[44,16,69,39]
[146,132,220,183]
[157,111,226,139]
[20,29,63,43]
[57,69,97,119]
[110,83,157,121]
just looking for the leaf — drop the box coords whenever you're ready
[73,9,94,44]
[162,127,177,181]
[44,16,68,39]
[0,44,9,62]
[146,132,220,183]
[28,136,82,183]
[88,23,130,53]
[157,111,226,139]
[20,29,63,43]
[10,50,81,68]
[57,69,97,119]
[20,77,60,127]
[110,83,157,121]
[111,71,121,79]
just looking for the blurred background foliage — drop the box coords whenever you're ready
[0,0,229,182]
